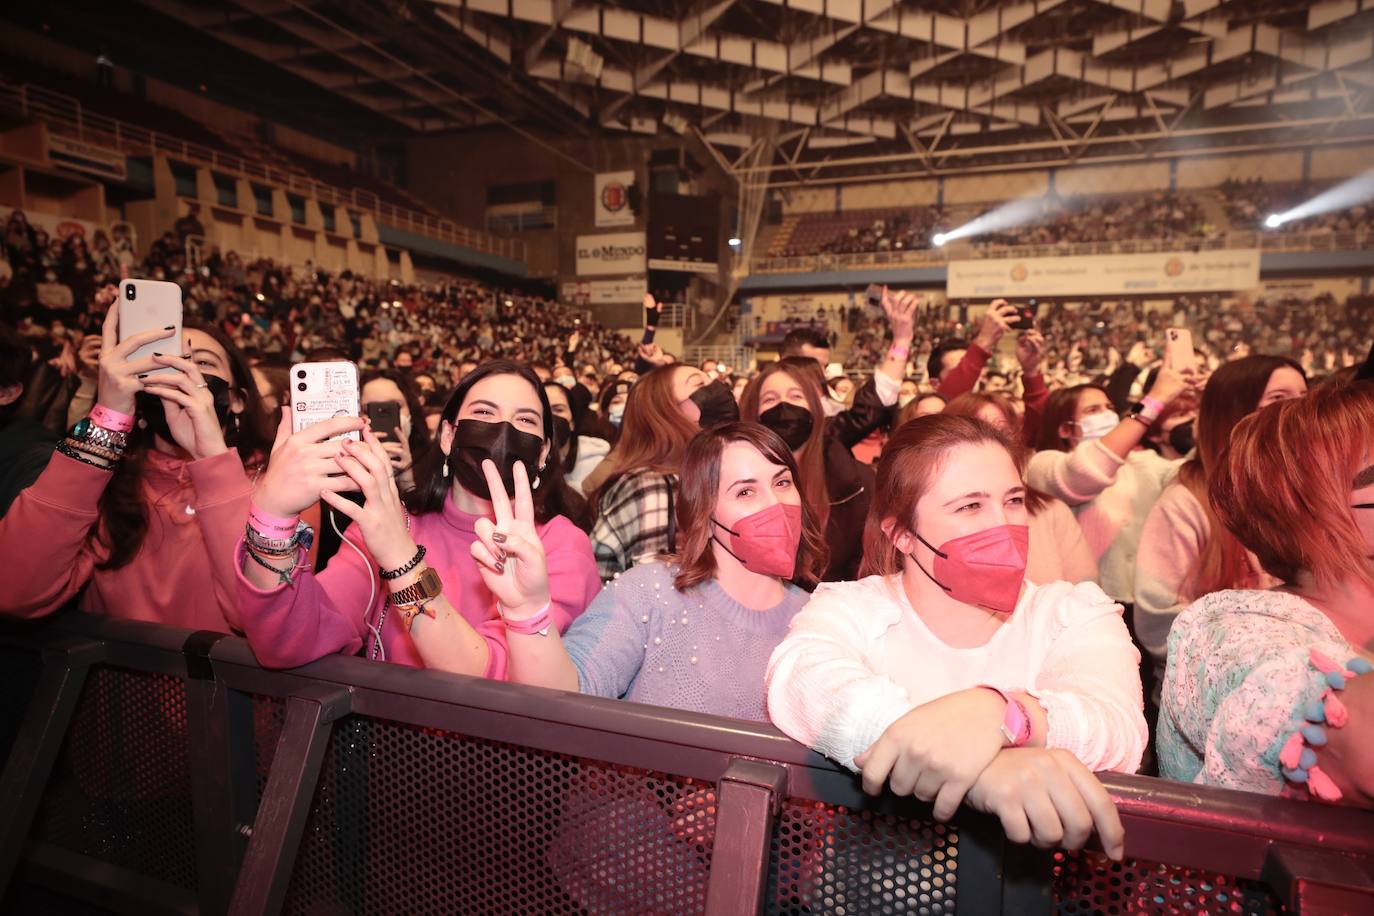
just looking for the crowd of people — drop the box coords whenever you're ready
[776,189,1216,258]
[1222,177,1374,235]
[1,215,1372,888]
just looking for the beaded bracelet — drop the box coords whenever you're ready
[244,543,305,587]
[1277,648,1373,801]
[65,437,123,464]
[56,441,113,471]
[380,544,427,580]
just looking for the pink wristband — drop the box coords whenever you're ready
[249,504,300,532]
[888,344,910,360]
[90,405,135,433]
[501,602,552,637]
[1140,396,1166,416]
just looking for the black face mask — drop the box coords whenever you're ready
[550,414,573,452]
[449,418,544,500]
[136,374,238,446]
[688,379,740,429]
[759,402,814,451]
[1168,419,1196,456]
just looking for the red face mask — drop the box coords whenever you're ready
[910,524,1030,614]
[712,503,803,579]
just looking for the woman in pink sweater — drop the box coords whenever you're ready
[0,295,272,630]
[238,360,601,677]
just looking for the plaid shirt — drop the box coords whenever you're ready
[591,469,678,582]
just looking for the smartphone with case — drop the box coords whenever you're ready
[118,279,183,377]
[1011,298,1039,331]
[365,400,402,442]
[865,284,884,309]
[1165,327,1194,370]
[291,361,361,441]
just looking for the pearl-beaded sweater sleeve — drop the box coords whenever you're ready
[562,569,650,700]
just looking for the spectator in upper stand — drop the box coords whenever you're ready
[1159,381,1374,807]
[1134,356,1307,688]
[780,327,832,366]
[174,203,205,243]
[238,359,600,676]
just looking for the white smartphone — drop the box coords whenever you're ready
[290,361,361,441]
[119,279,183,376]
[1165,327,1194,370]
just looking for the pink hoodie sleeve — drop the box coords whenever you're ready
[235,523,381,668]
[0,451,108,618]
[478,516,602,680]
[187,451,255,632]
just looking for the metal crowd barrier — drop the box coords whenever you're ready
[1,614,1371,915]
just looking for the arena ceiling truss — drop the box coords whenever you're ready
[138,0,1374,186]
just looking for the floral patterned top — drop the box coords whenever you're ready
[1158,589,1363,794]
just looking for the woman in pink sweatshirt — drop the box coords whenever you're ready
[0,296,273,630]
[239,359,601,678]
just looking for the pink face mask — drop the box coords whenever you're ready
[910,524,1030,614]
[712,503,803,579]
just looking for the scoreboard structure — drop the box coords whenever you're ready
[647,191,720,274]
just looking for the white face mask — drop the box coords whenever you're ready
[1076,410,1119,442]
[555,374,576,389]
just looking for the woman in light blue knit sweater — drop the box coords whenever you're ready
[510,420,828,721]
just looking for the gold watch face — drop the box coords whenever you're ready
[416,566,443,599]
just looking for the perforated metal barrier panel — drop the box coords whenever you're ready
[280,716,718,916]
[31,666,199,892]
[1,620,1370,916]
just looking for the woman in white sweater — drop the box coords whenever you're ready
[767,414,1145,858]
[1025,365,1190,603]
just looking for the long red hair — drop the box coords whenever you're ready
[1178,355,1305,599]
[1211,380,1374,590]
[739,358,832,535]
[860,414,1014,577]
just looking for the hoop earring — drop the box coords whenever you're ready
[532,463,545,491]
[442,453,450,478]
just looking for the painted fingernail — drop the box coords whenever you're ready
[163,325,174,330]
[137,373,148,379]
[494,562,504,574]
[497,549,507,563]
[491,532,507,543]
[152,352,163,357]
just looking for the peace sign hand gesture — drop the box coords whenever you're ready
[470,459,550,620]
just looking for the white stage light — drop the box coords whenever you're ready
[1262,166,1374,230]
[932,232,947,247]
[728,237,742,247]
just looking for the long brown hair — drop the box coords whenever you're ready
[860,414,1014,577]
[738,358,831,534]
[1178,355,1305,598]
[670,422,828,591]
[1034,384,1108,452]
[93,318,273,569]
[594,364,698,506]
[942,392,1048,514]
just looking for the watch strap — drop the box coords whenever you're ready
[978,685,1032,748]
[390,566,443,606]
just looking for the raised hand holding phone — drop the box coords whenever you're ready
[97,300,176,415]
[469,458,549,621]
[322,427,416,571]
[253,408,366,518]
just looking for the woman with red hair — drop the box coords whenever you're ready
[1159,381,1374,806]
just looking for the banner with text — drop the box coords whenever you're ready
[947,249,1262,299]
[594,171,635,227]
[561,277,647,305]
[576,232,646,276]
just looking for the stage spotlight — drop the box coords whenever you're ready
[932,232,947,247]
[1262,165,1374,231]
[728,237,742,247]
[1264,214,1283,229]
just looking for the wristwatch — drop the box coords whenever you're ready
[390,565,443,608]
[71,416,128,451]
